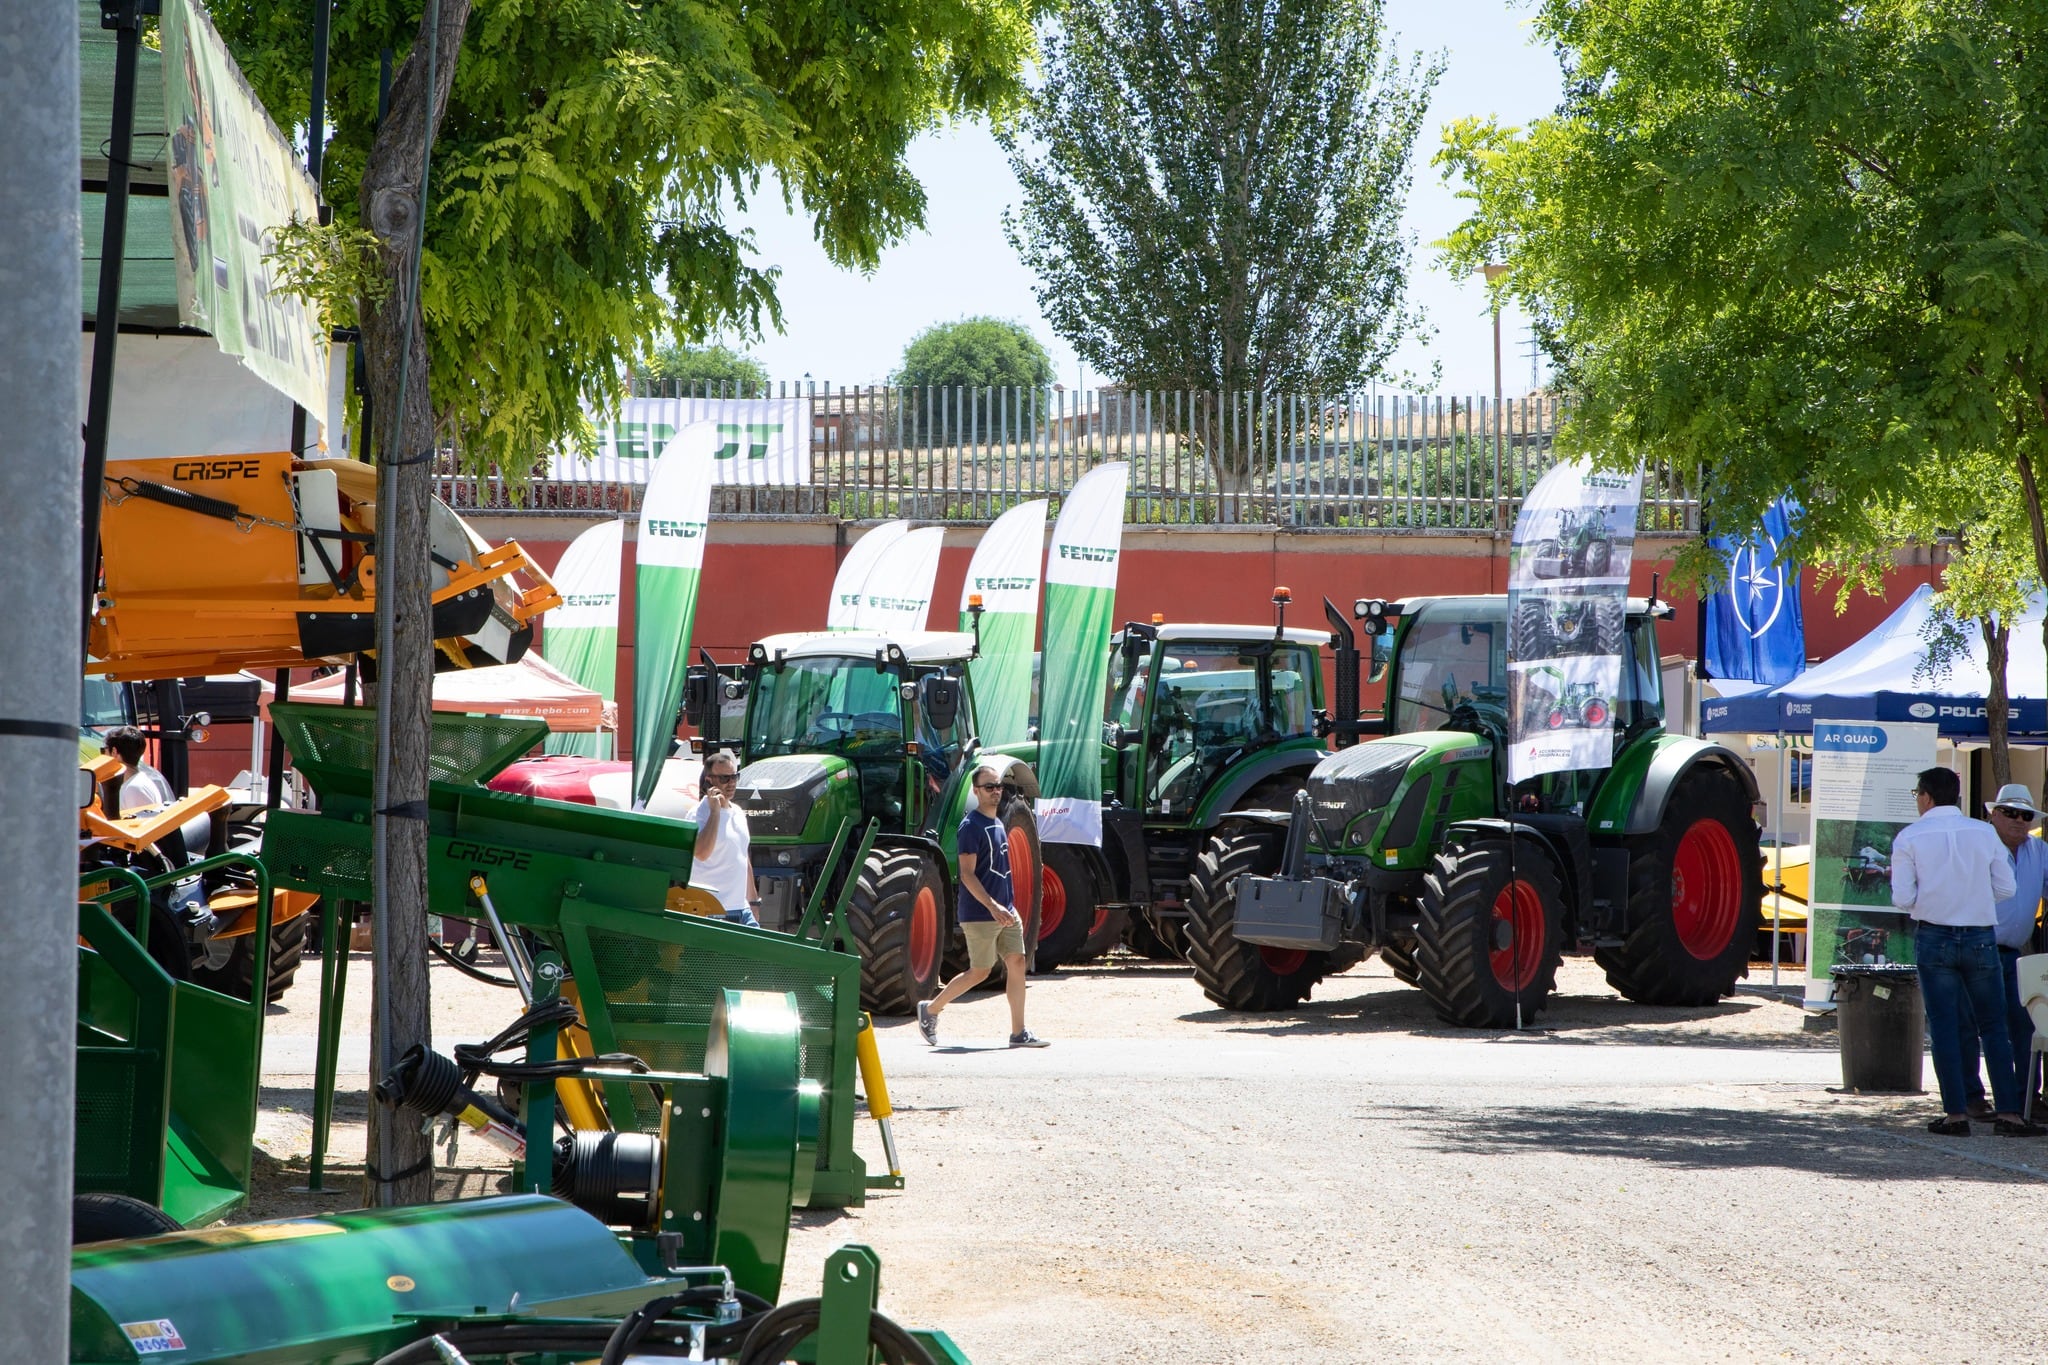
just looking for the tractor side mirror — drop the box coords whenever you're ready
[921,676,962,732]
[1368,627,1394,684]
[682,666,714,728]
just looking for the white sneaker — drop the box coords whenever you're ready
[916,999,938,1046]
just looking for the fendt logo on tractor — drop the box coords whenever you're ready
[445,842,533,871]
[172,458,261,481]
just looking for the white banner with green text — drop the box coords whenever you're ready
[632,423,719,808]
[827,520,910,629]
[1036,464,1130,845]
[960,500,1048,746]
[559,397,810,484]
[541,519,623,758]
[850,527,945,634]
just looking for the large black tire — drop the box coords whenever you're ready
[1121,908,1183,961]
[1510,600,1554,658]
[1412,838,1565,1028]
[846,849,949,1016]
[193,908,308,1005]
[1595,767,1764,1004]
[1184,827,1331,1011]
[1379,937,1422,987]
[73,1193,183,1244]
[1034,843,1098,972]
[1072,904,1131,963]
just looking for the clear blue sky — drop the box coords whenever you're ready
[721,0,1560,398]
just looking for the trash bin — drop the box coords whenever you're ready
[1830,964,1924,1092]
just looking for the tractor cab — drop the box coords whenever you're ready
[1106,624,1330,822]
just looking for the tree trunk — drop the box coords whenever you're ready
[356,0,471,1209]
[2016,445,2048,804]
[1983,615,2011,788]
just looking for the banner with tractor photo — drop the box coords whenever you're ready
[1805,719,1936,1006]
[1505,460,1643,784]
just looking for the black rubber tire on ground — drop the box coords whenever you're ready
[1510,600,1554,658]
[1034,843,1098,972]
[1379,937,1422,987]
[846,848,950,1016]
[73,1192,183,1244]
[193,909,308,1004]
[1121,908,1182,960]
[1595,765,1764,1005]
[1412,837,1565,1028]
[1072,903,1131,963]
[1184,827,1332,1011]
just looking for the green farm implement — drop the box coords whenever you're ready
[1203,594,1765,1026]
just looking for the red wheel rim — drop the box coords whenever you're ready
[1547,710,1565,729]
[910,885,939,979]
[1040,865,1068,938]
[1488,878,1545,991]
[1006,826,1036,933]
[1672,818,1742,960]
[1092,906,1111,934]
[1260,946,1308,975]
[1584,700,1608,726]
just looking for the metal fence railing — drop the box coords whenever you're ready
[434,382,1700,534]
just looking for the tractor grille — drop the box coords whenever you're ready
[584,926,839,1146]
[736,757,833,838]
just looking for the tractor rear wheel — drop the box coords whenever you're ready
[1034,843,1097,972]
[847,849,949,1016]
[72,1193,183,1244]
[1184,827,1331,1011]
[1510,600,1554,658]
[978,793,1044,983]
[194,907,308,1005]
[1595,767,1763,1004]
[1413,838,1564,1027]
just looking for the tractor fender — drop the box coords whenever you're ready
[1600,734,1761,838]
[1191,745,1325,826]
[869,831,953,900]
[976,751,1039,799]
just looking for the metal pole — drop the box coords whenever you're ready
[0,0,84,1353]
[81,0,153,631]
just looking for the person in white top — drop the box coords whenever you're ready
[1962,783,2048,1117]
[1890,766,2039,1135]
[104,726,176,812]
[688,750,760,928]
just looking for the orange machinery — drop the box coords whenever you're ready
[89,452,561,680]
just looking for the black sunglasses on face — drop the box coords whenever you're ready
[706,772,737,784]
[1994,806,2034,820]
[973,781,1002,791]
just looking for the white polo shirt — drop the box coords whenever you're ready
[687,797,752,913]
[1891,806,2016,927]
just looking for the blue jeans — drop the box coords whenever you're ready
[1916,924,2020,1116]
[723,905,760,929]
[1963,947,2036,1104]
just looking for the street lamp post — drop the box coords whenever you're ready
[1483,263,1509,533]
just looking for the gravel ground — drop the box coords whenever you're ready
[244,948,2047,1364]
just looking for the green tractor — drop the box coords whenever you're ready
[1194,593,1764,1025]
[1029,594,1347,979]
[688,629,1044,1016]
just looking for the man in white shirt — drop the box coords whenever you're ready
[688,750,760,927]
[1962,783,2048,1116]
[104,726,176,812]
[1891,766,2038,1134]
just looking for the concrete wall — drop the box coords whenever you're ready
[471,512,1945,753]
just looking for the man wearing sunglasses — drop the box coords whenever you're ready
[688,750,760,927]
[917,763,1050,1048]
[1960,783,2048,1118]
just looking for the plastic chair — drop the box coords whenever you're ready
[2020,954,2048,1122]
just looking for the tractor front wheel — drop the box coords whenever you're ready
[1034,843,1098,972]
[1413,838,1564,1027]
[194,907,308,1005]
[1184,827,1331,1011]
[847,849,949,1016]
[1595,767,1763,1005]
[1379,936,1422,987]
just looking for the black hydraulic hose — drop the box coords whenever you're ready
[424,932,519,988]
[735,1298,940,1365]
[598,1286,776,1365]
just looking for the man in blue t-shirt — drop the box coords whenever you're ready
[916,763,1050,1048]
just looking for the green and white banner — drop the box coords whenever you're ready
[851,527,945,634]
[1504,459,1642,784]
[560,396,811,485]
[1036,464,1129,845]
[827,520,910,629]
[959,500,1048,745]
[162,0,330,414]
[541,520,623,758]
[632,422,719,810]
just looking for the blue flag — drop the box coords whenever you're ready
[1706,497,1805,684]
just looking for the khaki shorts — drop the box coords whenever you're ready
[962,917,1025,971]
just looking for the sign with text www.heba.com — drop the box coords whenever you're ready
[1804,720,1937,1007]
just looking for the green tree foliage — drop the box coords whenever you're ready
[646,342,770,392]
[1438,0,2048,767]
[211,0,1044,478]
[893,315,1054,389]
[1002,0,1441,496]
